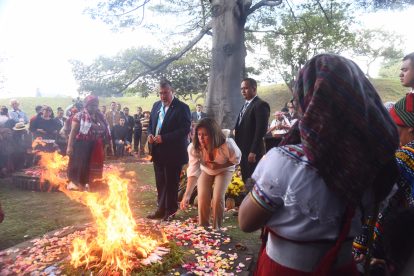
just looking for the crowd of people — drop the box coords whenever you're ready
[1,52,414,275]
[0,99,155,178]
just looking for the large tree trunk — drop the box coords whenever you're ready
[205,0,247,129]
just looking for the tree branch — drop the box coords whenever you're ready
[200,0,206,27]
[246,0,283,16]
[118,21,213,93]
[316,0,332,25]
[285,0,307,30]
[244,28,305,36]
[112,0,151,17]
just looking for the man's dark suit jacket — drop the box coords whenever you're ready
[122,114,135,132]
[191,111,207,123]
[234,96,270,174]
[148,97,191,166]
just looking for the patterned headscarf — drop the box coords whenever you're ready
[390,93,414,127]
[281,54,399,206]
[84,95,99,108]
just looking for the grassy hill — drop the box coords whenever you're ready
[0,78,408,118]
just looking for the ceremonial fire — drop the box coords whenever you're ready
[34,142,162,274]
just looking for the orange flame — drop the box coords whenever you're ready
[31,137,46,149]
[34,150,159,274]
[70,171,158,273]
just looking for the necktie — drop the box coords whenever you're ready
[239,102,249,123]
[156,103,165,135]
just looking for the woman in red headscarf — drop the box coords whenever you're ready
[67,95,111,190]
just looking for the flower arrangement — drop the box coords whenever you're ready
[226,168,245,198]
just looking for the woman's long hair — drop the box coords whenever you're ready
[193,118,226,153]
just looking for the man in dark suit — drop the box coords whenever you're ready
[191,104,207,124]
[54,107,66,128]
[234,78,270,184]
[122,107,134,144]
[54,107,67,155]
[147,79,191,221]
[133,107,144,154]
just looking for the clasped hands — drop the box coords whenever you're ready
[148,134,162,144]
[202,160,220,170]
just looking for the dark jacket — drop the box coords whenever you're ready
[234,96,270,158]
[148,97,191,166]
[113,124,129,142]
[122,114,134,132]
[191,111,207,123]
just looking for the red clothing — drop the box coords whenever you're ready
[255,248,358,276]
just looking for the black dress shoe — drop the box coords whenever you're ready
[146,210,165,219]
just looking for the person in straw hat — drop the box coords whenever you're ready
[11,122,31,170]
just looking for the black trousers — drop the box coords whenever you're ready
[126,129,133,144]
[133,129,142,152]
[153,162,182,214]
[239,155,261,189]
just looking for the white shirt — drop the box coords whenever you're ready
[269,116,290,135]
[187,138,241,177]
[251,145,368,242]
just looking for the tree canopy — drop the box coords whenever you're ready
[71,0,413,127]
[259,1,356,89]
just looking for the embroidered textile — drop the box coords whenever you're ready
[353,141,414,258]
[280,54,399,206]
[390,93,414,127]
[74,109,110,142]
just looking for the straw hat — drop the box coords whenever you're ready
[13,122,28,131]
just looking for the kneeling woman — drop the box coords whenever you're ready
[67,95,111,190]
[180,118,241,229]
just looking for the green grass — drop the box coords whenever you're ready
[0,162,261,274]
[371,78,408,103]
[0,78,407,118]
[0,163,261,251]
[0,179,91,250]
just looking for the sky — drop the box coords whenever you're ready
[0,0,413,98]
[0,0,156,98]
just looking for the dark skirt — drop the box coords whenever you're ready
[68,139,104,187]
